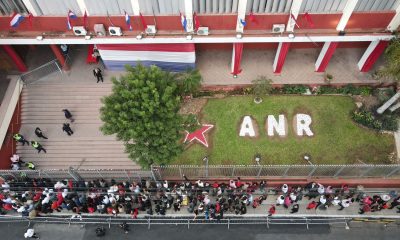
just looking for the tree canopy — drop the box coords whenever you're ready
[378,38,400,81]
[100,64,183,168]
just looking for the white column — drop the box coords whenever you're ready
[22,0,39,16]
[273,42,283,72]
[336,0,359,31]
[357,40,380,71]
[236,0,248,33]
[387,3,400,31]
[130,0,140,16]
[76,0,88,15]
[185,0,194,33]
[286,0,303,32]
[315,42,332,71]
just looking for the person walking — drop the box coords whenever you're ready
[13,133,29,146]
[62,123,74,136]
[24,228,39,239]
[62,109,75,123]
[34,127,48,139]
[31,141,46,153]
[93,68,103,83]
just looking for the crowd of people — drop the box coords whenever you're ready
[1,176,400,220]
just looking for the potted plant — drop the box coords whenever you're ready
[324,73,333,84]
[251,76,273,104]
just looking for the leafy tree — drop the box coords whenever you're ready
[100,64,183,168]
[251,76,273,102]
[175,68,202,96]
[378,38,400,81]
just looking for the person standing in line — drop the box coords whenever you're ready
[25,162,36,170]
[93,67,103,83]
[62,109,74,123]
[13,133,29,146]
[62,123,74,136]
[31,141,47,153]
[24,228,39,239]
[34,127,48,139]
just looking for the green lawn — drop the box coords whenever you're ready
[173,96,395,165]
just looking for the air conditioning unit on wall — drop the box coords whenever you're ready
[109,26,122,36]
[272,24,285,33]
[197,27,209,36]
[145,25,157,35]
[73,26,87,36]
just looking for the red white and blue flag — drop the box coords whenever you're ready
[124,11,132,31]
[240,18,246,27]
[180,13,187,32]
[10,12,25,28]
[67,10,77,30]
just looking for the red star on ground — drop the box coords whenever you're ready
[184,124,214,147]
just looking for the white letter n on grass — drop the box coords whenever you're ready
[295,114,314,136]
[239,116,256,137]
[267,115,286,136]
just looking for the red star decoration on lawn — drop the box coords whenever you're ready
[184,124,214,148]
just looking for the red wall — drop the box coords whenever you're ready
[0,97,21,169]
[0,12,394,33]
[196,41,370,51]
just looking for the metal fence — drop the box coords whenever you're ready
[1,165,400,182]
[0,168,154,182]
[152,164,400,180]
[0,215,355,230]
[20,59,63,85]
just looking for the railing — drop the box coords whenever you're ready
[0,215,356,229]
[20,59,63,85]
[152,164,400,180]
[0,168,154,182]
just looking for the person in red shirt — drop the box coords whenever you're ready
[306,201,317,210]
[268,205,276,216]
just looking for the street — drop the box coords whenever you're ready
[0,221,399,240]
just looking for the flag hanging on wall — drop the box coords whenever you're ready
[249,12,258,24]
[303,12,314,28]
[10,12,25,28]
[28,12,33,28]
[125,11,132,31]
[193,12,200,31]
[180,13,187,32]
[240,18,246,27]
[67,10,77,30]
[139,13,147,30]
[83,10,88,27]
[290,11,300,29]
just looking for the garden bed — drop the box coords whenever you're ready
[175,95,395,165]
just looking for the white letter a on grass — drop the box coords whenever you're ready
[239,116,256,137]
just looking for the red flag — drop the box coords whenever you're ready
[83,10,87,27]
[139,12,148,30]
[249,12,258,24]
[303,12,314,28]
[290,12,300,29]
[28,12,33,28]
[193,12,200,30]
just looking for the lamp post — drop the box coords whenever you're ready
[203,156,209,178]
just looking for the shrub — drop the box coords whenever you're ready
[282,85,309,94]
[352,108,398,131]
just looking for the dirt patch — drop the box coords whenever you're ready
[179,98,208,115]
[353,95,380,110]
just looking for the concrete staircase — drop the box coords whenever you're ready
[17,82,139,170]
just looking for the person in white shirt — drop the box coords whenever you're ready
[24,228,39,239]
[289,192,297,202]
[332,196,341,206]
[276,195,285,205]
[317,184,325,195]
[282,184,289,194]
[338,198,353,210]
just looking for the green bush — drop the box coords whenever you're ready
[317,86,339,94]
[352,108,398,131]
[282,85,309,94]
[317,84,373,96]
